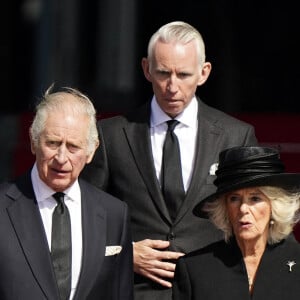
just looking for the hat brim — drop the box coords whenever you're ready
[194,173,300,218]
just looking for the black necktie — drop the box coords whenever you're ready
[162,120,185,221]
[51,192,72,300]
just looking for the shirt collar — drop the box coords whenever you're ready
[150,95,198,128]
[31,163,80,203]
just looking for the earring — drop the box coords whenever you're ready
[270,219,275,225]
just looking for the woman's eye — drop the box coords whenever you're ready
[251,196,261,202]
[229,195,239,202]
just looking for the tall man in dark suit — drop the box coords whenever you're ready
[82,21,258,300]
[0,86,133,300]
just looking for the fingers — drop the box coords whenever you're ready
[137,259,175,288]
[137,239,170,249]
[133,239,185,288]
[133,239,184,263]
[159,250,185,261]
[147,273,173,288]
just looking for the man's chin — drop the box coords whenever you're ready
[165,107,182,118]
[46,178,71,191]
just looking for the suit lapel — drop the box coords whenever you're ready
[175,99,224,223]
[6,173,59,299]
[124,104,171,222]
[123,99,225,223]
[74,180,106,299]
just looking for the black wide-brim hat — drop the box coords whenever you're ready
[194,146,300,218]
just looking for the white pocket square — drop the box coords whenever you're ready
[105,245,122,256]
[209,163,218,175]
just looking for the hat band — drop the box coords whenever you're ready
[214,159,285,189]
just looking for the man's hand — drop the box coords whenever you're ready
[133,239,185,288]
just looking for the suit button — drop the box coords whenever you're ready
[168,232,175,240]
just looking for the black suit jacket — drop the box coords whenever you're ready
[173,236,300,300]
[81,98,257,299]
[0,172,133,300]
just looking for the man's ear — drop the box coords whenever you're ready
[197,62,212,86]
[29,130,36,155]
[141,57,152,82]
[86,141,99,164]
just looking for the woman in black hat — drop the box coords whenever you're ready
[172,146,300,300]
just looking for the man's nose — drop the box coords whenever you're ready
[55,146,68,163]
[167,76,179,93]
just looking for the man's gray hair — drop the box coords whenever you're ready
[30,84,99,155]
[147,21,206,68]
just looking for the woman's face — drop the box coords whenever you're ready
[226,187,272,243]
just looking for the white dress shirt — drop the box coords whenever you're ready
[31,164,82,300]
[150,96,198,192]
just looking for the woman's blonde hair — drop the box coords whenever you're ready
[204,186,300,244]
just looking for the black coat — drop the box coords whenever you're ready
[173,235,300,300]
[0,173,133,300]
[82,98,258,300]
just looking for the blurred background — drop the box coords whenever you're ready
[1,0,300,181]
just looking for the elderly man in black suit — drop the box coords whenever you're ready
[0,86,133,300]
[82,21,257,300]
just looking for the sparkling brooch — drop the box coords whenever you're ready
[287,261,296,272]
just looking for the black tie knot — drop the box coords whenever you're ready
[53,192,66,213]
[167,120,179,132]
[53,192,65,203]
